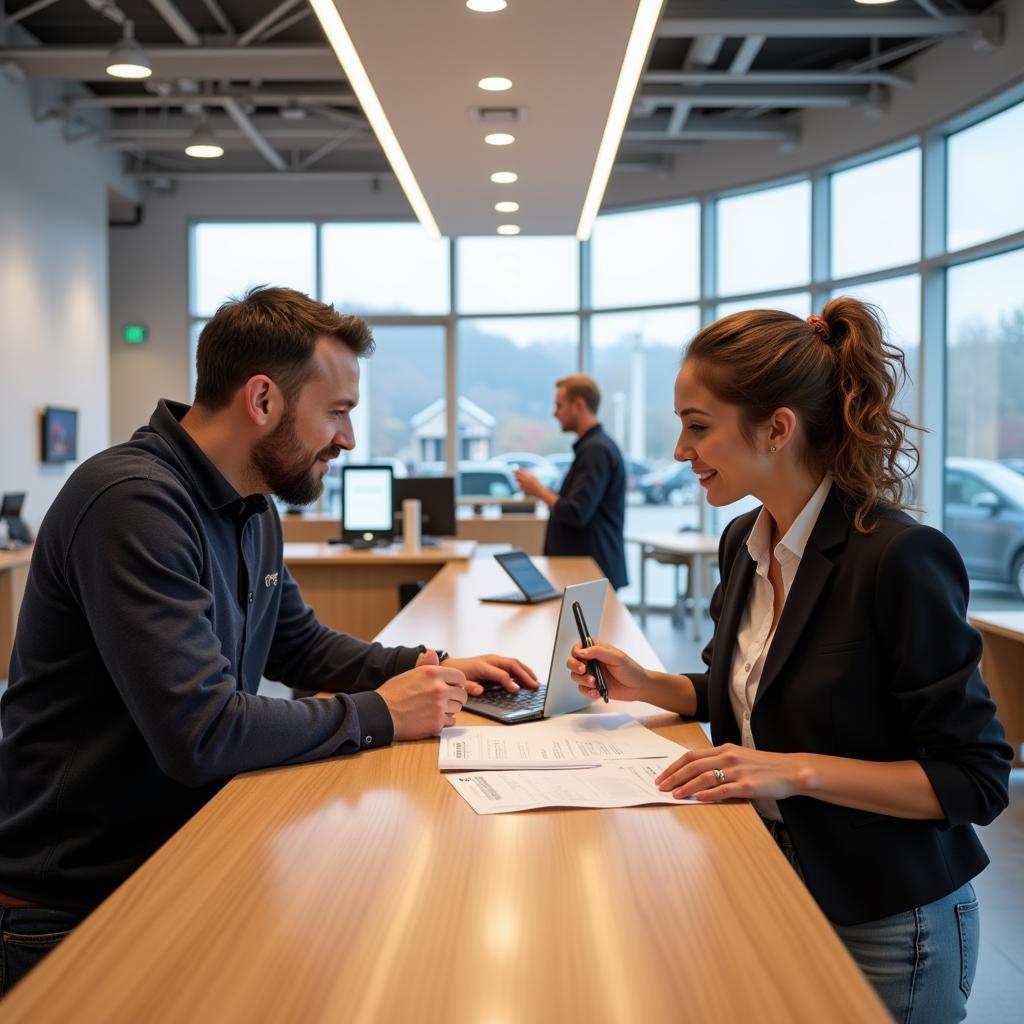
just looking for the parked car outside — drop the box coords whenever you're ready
[489,451,561,489]
[547,453,574,490]
[945,456,1024,599]
[638,463,698,506]
[1000,457,1024,477]
[416,461,522,498]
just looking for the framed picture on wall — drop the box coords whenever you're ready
[41,406,78,464]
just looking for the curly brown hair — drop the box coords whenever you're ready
[685,297,919,533]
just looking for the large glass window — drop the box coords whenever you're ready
[455,316,578,493]
[190,222,316,317]
[831,149,921,278]
[715,291,811,320]
[591,203,699,309]
[716,180,811,296]
[456,236,578,315]
[947,99,1024,252]
[321,223,449,315]
[946,247,1024,606]
[830,275,921,422]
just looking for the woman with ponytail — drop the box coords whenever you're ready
[569,298,1011,1023]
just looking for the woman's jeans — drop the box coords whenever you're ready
[764,818,980,1024]
[0,906,84,998]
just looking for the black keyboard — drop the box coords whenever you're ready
[472,685,547,713]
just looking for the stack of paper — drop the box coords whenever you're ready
[440,713,699,814]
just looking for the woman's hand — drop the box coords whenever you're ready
[567,641,649,702]
[655,743,803,802]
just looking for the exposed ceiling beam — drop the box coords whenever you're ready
[251,7,311,45]
[1,0,61,29]
[67,91,356,109]
[200,0,235,37]
[0,45,341,80]
[644,69,911,87]
[656,15,999,38]
[847,37,937,73]
[146,0,201,47]
[236,0,304,47]
[221,96,287,169]
[912,0,948,17]
[666,103,691,135]
[102,127,379,143]
[624,116,796,141]
[300,129,362,170]
[639,84,871,109]
[729,35,764,74]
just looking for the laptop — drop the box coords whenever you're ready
[465,577,608,723]
[479,550,561,604]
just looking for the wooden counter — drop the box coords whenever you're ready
[0,557,886,1023]
[283,539,476,640]
[970,610,1024,765]
[0,546,32,677]
[281,511,548,554]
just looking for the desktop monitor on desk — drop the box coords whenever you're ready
[341,466,394,548]
[393,477,456,540]
[1,492,32,546]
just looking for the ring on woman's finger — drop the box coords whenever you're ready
[712,768,726,785]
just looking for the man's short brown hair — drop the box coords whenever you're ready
[556,374,601,414]
[194,286,374,411]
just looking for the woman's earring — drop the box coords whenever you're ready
[769,445,777,453]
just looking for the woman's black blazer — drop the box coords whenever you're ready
[688,486,1012,925]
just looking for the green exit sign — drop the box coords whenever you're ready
[123,324,147,344]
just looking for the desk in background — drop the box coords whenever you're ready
[970,610,1024,766]
[0,557,886,1023]
[281,510,548,554]
[628,532,719,640]
[284,540,475,640]
[0,546,31,677]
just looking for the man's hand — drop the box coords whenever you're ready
[439,653,539,697]
[377,649,468,739]
[514,468,544,498]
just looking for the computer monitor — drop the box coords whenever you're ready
[341,466,394,548]
[393,477,456,538]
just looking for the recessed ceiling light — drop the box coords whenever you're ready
[466,0,507,12]
[485,132,515,146]
[184,120,224,159]
[105,20,152,79]
[478,77,512,91]
[490,171,518,184]
[497,224,520,235]
[576,0,663,240]
[310,0,440,238]
[495,201,519,213]
[854,1,898,5]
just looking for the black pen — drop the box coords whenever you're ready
[572,601,609,703]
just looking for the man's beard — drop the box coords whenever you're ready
[251,409,340,506]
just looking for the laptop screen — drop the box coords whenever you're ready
[342,467,394,533]
[499,551,555,598]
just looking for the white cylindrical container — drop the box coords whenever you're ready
[402,498,421,551]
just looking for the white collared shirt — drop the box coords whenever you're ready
[729,475,833,821]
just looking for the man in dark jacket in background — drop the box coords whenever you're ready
[515,374,628,588]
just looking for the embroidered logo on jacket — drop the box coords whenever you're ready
[264,573,279,588]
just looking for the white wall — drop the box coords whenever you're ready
[108,176,409,442]
[0,74,133,533]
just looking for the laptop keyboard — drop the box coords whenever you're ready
[472,684,548,712]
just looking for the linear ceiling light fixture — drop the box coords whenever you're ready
[105,20,152,80]
[309,0,440,238]
[575,0,664,240]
